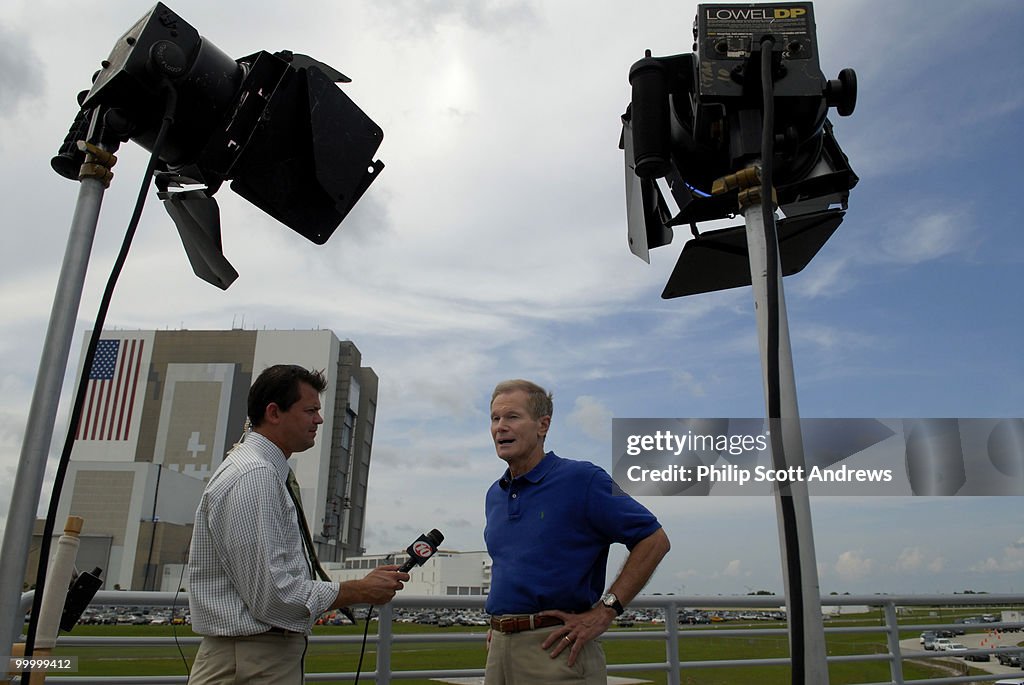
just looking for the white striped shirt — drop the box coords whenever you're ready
[188,432,338,635]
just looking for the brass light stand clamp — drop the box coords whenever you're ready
[711,164,777,211]
[76,140,117,187]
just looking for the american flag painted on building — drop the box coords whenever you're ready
[76,338,145,441]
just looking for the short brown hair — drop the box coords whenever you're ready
[491,379,553,420]
[248,365,327,427]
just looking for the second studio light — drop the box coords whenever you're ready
[53,3,385,288]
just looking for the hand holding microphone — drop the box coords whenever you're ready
[332,529,442,611]
[335,564,409,609]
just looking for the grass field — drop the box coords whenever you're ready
[39,608,1016,684]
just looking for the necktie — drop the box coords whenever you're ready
[285,469,331,581]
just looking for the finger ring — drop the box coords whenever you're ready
[563,635,573,643]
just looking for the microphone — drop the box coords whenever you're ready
[397,529,444,573]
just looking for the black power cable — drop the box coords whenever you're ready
[20,85,178,682]
[172,552,190,676]
[352,604,374,685]
[758,37,807,684]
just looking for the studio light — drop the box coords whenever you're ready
[619,5,861,682]
[51,2,384,288]
[620,2,857,298]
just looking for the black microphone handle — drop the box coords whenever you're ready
[397,557,417,573]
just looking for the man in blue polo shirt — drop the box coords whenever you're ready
[484,379,670,684]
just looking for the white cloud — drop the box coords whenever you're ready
[971,558,1002,573]
[960,92,1024,127]
[893,546,947,576]
[790,256,853,299]
[879,212,968,264]
[835,550,873,582]
[671,371,706,398]
[895,546,924,572]
[969,537,1024,574]
[0,20,45,118]
[366,0,540,37]
[722,559,742,578]
[567,395,612,441]
[673,568,700,581]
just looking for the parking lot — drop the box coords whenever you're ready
[901,629,1024,678]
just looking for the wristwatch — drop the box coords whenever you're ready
[596,592,624,616]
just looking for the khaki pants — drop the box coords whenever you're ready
[188,633,307,684]
[485,625,606,685]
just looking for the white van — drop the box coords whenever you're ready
[993,678,1024,685]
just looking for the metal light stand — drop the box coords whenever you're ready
[739,171,828,682]
[0,131,116,659]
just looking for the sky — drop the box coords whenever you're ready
[1,0,1022,599]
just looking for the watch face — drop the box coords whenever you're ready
[599,593,623,615]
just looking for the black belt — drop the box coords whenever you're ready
[265,626,303,635]
[490,615,565,634]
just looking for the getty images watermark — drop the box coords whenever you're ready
[611,418,1024,496]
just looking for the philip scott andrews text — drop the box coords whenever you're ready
[624,463,893,486]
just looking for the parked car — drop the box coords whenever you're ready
[995,649,1022,667]
[964,650,990,662]
[919,631,937,645]
[932,638,953,651]
[944,642,968,654]
[955,616,981,625]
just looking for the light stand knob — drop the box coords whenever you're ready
[826,67,857,116]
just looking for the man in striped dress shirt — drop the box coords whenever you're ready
[188,365,409,684]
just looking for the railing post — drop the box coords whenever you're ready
[376,603,393,685]
[665,599,681,685]
[883,600,905,685]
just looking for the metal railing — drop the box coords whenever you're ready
[13,591,1024,684]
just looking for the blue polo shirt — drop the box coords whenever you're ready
[484,452,662,615]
